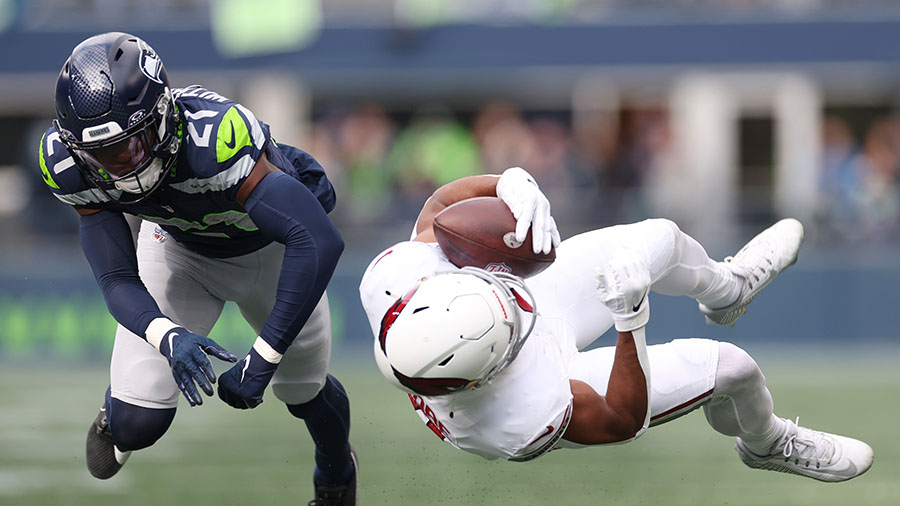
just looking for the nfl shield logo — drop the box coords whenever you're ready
[152,226,168,243]
[484,262,511,274]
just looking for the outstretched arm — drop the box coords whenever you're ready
[218,152,344,409]
[77,208,236,407]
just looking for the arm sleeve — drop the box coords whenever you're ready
[79,211,166,338]
[245,170,345,354]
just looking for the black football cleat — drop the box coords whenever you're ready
[86,408,130,479]
[308,446,358,506]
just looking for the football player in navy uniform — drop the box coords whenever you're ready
[41,33,357,505]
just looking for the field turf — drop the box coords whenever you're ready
[1,345,897,506]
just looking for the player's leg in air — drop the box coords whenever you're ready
[705,342,873,481]
[537,217,805,351]
[554,218,873,481]
[621,216,806,328]
[233,241,356,506]
[567,339,874,482]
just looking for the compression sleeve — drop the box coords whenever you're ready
[79,211,166,338]
[245,170,345,355]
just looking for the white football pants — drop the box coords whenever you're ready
[528,219,776,445]
[109,220,332,409]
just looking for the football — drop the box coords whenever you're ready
[433,196,555,277]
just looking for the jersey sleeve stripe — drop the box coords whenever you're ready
[234,103,266,149]
[168,153,255,194]
[56,186,116,206]
[39,132,60,189]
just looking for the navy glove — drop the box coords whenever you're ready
[158,327,238,407]
[217,347,278,409]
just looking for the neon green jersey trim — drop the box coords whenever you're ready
[216,106,253,163]
[39,132,60,189]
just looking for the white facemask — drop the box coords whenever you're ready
[114,158,164,194]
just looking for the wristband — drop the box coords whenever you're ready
[145,317,179,351]
[252,336,284,365]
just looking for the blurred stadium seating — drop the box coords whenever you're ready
[1,0,899,354]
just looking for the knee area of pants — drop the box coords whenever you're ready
[107,399,175,452]
[285,375,347,419]
[716,342,765,392]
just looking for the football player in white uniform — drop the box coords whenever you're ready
[359,167,874,482]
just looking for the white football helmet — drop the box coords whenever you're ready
[375,267,537,396]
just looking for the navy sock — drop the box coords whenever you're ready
[286,375,352,487]
[105,387,176,452]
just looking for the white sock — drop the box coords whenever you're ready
[739,415,788,455]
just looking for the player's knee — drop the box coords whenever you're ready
[107,398,175,451]
[714,342,765,395]
[285,374,349,420]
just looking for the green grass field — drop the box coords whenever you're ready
[1,345,897,506]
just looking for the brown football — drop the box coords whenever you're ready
[433,196,555,278]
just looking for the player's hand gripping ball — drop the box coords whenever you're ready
[433,197,555,278]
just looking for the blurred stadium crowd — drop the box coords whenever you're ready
[2,0,900,358]
[1,0,900,250]
[308,99,900,243]
[6,95,899,249]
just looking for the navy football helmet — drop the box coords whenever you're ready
[53,32,180,201]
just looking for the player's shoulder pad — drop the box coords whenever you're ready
[38,125,111,207]
[174,85,269,180]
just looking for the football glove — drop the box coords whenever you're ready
[217,339,280,409]
[595,254,651,332]
[495,166,561,255]
[157,328,237,407]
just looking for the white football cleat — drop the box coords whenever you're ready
[700,218,804,326]
[735,418,874,482]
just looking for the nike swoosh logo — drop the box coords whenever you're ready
[632,290,648,312]
[240,355,251,383]
[528,425,555,446]
[223,122,236,149]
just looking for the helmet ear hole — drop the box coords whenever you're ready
[114,48,124,61]
[437,355,454,367]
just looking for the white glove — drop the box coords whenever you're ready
[595,254,651,332]
[495,167,561,255]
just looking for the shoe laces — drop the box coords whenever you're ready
[96,412,113,438]
[724,238,775,290]
[781,417,836,465]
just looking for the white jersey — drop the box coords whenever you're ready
[359,241,576,461]
[360,220,726,461]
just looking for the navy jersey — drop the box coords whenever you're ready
[39,85,335,258]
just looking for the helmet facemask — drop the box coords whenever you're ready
[55,87,179,202]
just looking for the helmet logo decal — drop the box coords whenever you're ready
[87,126,111,138]
[128,109,147,127]
[379,286,419,353]
[138,41,163,84]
